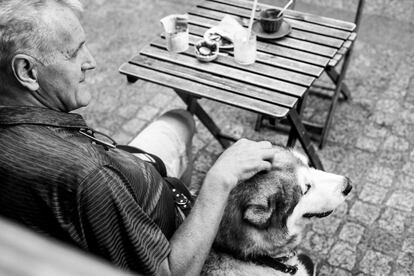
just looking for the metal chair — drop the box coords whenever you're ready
[256,0,365,149]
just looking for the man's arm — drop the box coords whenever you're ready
[159,139,277,276]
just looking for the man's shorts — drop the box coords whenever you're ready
[128,109,195,179]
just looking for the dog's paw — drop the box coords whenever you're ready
[297,254,314,276]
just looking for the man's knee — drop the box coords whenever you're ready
[159,109,196,140]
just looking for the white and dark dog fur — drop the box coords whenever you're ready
[202,146,352,276]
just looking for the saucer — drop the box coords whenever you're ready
[252,21,291,40]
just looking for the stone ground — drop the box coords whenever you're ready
[79,0,414,275]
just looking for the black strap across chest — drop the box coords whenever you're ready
[116,144,193,216]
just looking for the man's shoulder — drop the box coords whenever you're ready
[0,124,119,187]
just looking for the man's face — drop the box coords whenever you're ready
[36,5,96,112]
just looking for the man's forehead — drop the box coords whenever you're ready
[40,3,85,51]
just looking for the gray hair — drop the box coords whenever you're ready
[0,0,83,78]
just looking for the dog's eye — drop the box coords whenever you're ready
[303,184,311,195]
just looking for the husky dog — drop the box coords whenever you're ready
[202,147,352,276]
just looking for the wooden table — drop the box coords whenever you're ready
[119,0,357,170]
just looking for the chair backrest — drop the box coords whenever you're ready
[291,0,365,30]
[0,217,138,276]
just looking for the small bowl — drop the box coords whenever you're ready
[194,40,219,62]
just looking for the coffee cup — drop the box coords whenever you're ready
[259,8,284,33]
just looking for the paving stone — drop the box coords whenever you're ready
[372,111,397,127]
[349,201,381,225]
[191,135,207,157]
[194,120,214,144]
[379,150,410,168]
[148,93,174,108]
[383,135,410,152]
[335,150,374,181]
[402,162,414,178]
[359,250,393,276]
[189,172,204,196]
[392,121,414,139]
[395,174,414,191]
[379,208,408,235]
[312,216,342,235]
[338,102,371,122]
[376,99,401,114]
[302,231,335,256]
[363,123,389,139]
[365,165,396,188]
[396,252,414,275]
[328,242,357,270]
[333,201,349,218]
[118,104,141,118]
[358,183,389,204]
[121,118,147,134]
[370,228,403,255]
[386,191,414,211]
[355,136,382,152]
[339,222,365,245]
[318,265,352,276]
[136,105,161,121]
[393,270,412,276]
[205,140,223,156]
[402,238,414,253]
[193,152,214,173]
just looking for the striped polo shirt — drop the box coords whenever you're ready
[0,106,179,275]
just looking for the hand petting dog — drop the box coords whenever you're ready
[206,139,278,190]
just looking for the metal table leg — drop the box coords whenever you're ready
[175,90,232,148]
[287,109,324,170]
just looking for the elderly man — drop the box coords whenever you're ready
[0,0,277,275]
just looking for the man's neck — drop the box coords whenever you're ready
[0,87,49,109]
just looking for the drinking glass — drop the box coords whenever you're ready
[233,31,256,65]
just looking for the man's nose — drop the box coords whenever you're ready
[82,47,96,70]
[342,177,352,196]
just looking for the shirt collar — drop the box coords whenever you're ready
[0,106,88,129]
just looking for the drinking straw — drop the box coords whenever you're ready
[247,0,258,39]
[277,0,294,17]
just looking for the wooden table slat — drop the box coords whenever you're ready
[160,34,315,86]
[255,51,323,77]
[142,44,307,97]
[119,62,290,118]
[209,0,356,32]
[185,28,330,67]
[196,1,352,40]
[188,11,345,48]
[130,55,298,107]
[187,17,336,58]
[349,32,357,41]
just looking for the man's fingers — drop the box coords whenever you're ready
[256,140,273,149]
[258,148,278,161]
[259,160,272,172]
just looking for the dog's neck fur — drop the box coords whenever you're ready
[213,244,299,275]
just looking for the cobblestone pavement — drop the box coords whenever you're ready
[81,0,414,275]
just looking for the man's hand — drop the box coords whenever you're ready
[206,138,277,191]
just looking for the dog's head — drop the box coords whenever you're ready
[214,146,352,259]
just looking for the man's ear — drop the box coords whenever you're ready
[11,54,40,92]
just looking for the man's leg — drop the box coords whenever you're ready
[128,109,195,186]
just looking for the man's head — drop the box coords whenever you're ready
[0,0,96,112]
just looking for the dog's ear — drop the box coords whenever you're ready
[243,204,274,229]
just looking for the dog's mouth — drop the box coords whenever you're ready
[302,210,333,218]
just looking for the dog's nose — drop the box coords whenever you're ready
[342,178,352,196]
